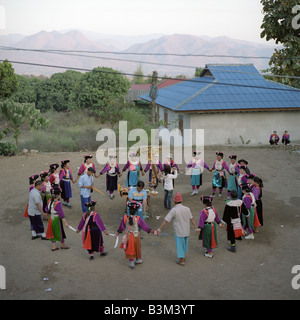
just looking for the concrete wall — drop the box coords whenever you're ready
[189,110,300,145]
[158,107,300,146]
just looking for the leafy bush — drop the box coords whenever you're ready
[0,142,16,156]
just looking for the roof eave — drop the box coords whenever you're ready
[172,107,300,113]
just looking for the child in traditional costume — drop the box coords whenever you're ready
[282,131,290,146]
[45,186,70,251]
[100,155,121,199]
[241,184,256,239]
[227,155,239,200]
[237,166,248,200]
[76,200,109,260]
[40,171,51,213]
[186,151,210,196]
[197,196,221,258]
[116,200,156,269]
[59,159,75,208]
[269,131,279,145]
[220,190,244,253]
[122,152,143,188]
[75,155,98,182]
[210,152,229,198]
[49,163,60,187]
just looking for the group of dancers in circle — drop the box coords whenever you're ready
[24,150,264,268]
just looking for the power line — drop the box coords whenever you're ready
[0,46,196,69]
[1,59,299,93]
[1,46,300,80]
[0,45,278,59]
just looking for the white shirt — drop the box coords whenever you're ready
[163,170,178,191]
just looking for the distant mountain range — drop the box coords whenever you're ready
[0,30,277,77]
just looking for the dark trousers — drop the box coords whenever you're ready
[164,189,173,210]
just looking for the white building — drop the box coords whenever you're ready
[140,64,300,146]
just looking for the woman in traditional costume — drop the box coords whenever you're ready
[252,176,264,228]
[210,152,229,198]
[45,186,70,251]
[75,155,98,182]
[49,163,60,187]
[59,159,75,208]
[100,155,121,199]
[282,131,290,146]
[241,183,256,240]
[40,171,51,213]
[186,151,210,196]
[77,200,109,260]
[116,200,156,269]
[227,155,239,200]
[197,196,221,258]
[237,159,251,175]
[122,152,143,188]
[269,131,280,145]
[220,190,244,253]
[237,166,248,200]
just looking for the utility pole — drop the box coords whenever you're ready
[150,71,158,125]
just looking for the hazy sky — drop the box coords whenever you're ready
[0,0,268,43]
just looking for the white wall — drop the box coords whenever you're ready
[189,110,300,145]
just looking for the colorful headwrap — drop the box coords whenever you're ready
[49,163,59,170]
[85,200,97,208]
[51,185,62,195]
[127,200,141,211]
[40,171,49,179]
[201,195,213,204]
[61,159,70,168]
[238,159,248,165]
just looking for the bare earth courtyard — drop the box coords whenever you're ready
[0,145,300,300]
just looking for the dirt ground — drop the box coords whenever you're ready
[0,145,300,301]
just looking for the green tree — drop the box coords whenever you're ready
[195,67,203,77]
[260,0,300,88]
[35,70,82,111]
[77,67,130,111]
[98,97,135,129]
[11,75,42,104]
[0,60,19,99]
[0,100,50,153]
[133,64,145,84]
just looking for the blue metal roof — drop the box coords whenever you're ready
[140,64,300,111]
